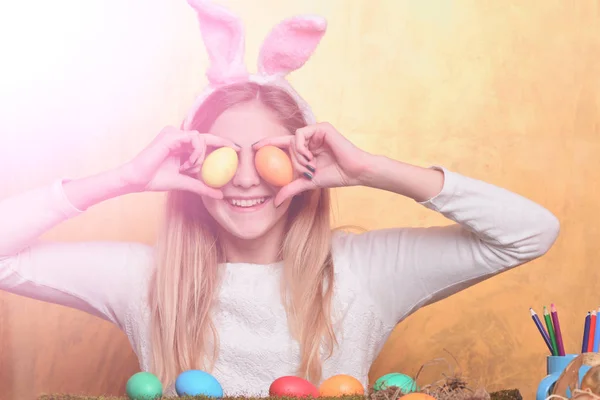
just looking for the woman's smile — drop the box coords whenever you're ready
[224,196,273,212]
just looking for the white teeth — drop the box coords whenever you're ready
[229,198,266,207]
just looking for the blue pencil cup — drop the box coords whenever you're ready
[536,354,591,400]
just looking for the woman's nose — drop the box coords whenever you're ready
[231,148,261,188]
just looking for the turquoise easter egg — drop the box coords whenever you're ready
[373,373,418,393]
[125,372,163,400]
[175,370,223,398]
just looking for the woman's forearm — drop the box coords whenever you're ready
[358,154,445,202]
[62,166,137,211]
[0,166,138,256]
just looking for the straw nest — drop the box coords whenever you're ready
[368,351,520,400]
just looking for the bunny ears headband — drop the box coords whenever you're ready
[181,0,327,130]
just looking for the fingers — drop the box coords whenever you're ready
[289,148,315,178]
[274,178,315,207]
[178,132,239,171]
[165,131,196,154]
[296,123,333,152]
[171,174,224,199]
[181,133,205,171]
[295,122,334,138]
[294,131,314,163]
[183,163,202,176]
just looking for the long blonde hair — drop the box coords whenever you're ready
[148,82,337,388]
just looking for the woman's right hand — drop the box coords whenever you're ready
[118,126,239,199]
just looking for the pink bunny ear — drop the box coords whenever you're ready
[258,15,327,77]
[187,0,248,85]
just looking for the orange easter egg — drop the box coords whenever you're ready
[319,374,364,397]
[255,145,293,187]
[399,394,436,400]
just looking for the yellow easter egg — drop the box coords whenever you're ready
[255,145,293,187]
[201,147,238,188]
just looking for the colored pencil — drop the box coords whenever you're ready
[544,306,558,356]
[589,311,597,352]
[583,312,591,353]
[594,307,600,352]
[530,308,553,353]
[551,304,566,356]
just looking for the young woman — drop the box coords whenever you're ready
[0,1,559,397]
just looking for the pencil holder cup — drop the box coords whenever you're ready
[536,354,591,400]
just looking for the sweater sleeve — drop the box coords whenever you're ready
[334,167,560,325]
[0,179,154,330]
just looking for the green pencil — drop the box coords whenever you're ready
[544,306,558,356]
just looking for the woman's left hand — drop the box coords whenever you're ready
[252,122,372,207]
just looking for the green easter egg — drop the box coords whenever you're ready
[126,372,163,400]
[374,373,418,393]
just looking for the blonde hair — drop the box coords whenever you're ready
[148,82,336,388]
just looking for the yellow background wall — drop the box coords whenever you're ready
[0,1,598,399]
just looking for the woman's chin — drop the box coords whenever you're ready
[219,217,281,240]
[228,226,270,240]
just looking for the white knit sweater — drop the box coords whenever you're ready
[0,167,559,396]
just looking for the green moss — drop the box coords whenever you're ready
[489,389,523,400]
[37,396,367,400]
[38,392,523,400]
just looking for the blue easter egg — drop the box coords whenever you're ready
[175,370,223,398]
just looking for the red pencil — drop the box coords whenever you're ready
[589,311,597,352]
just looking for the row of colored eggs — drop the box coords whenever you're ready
[126,369,433,399]
[269,373,431,399]
[202,145,294,188]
